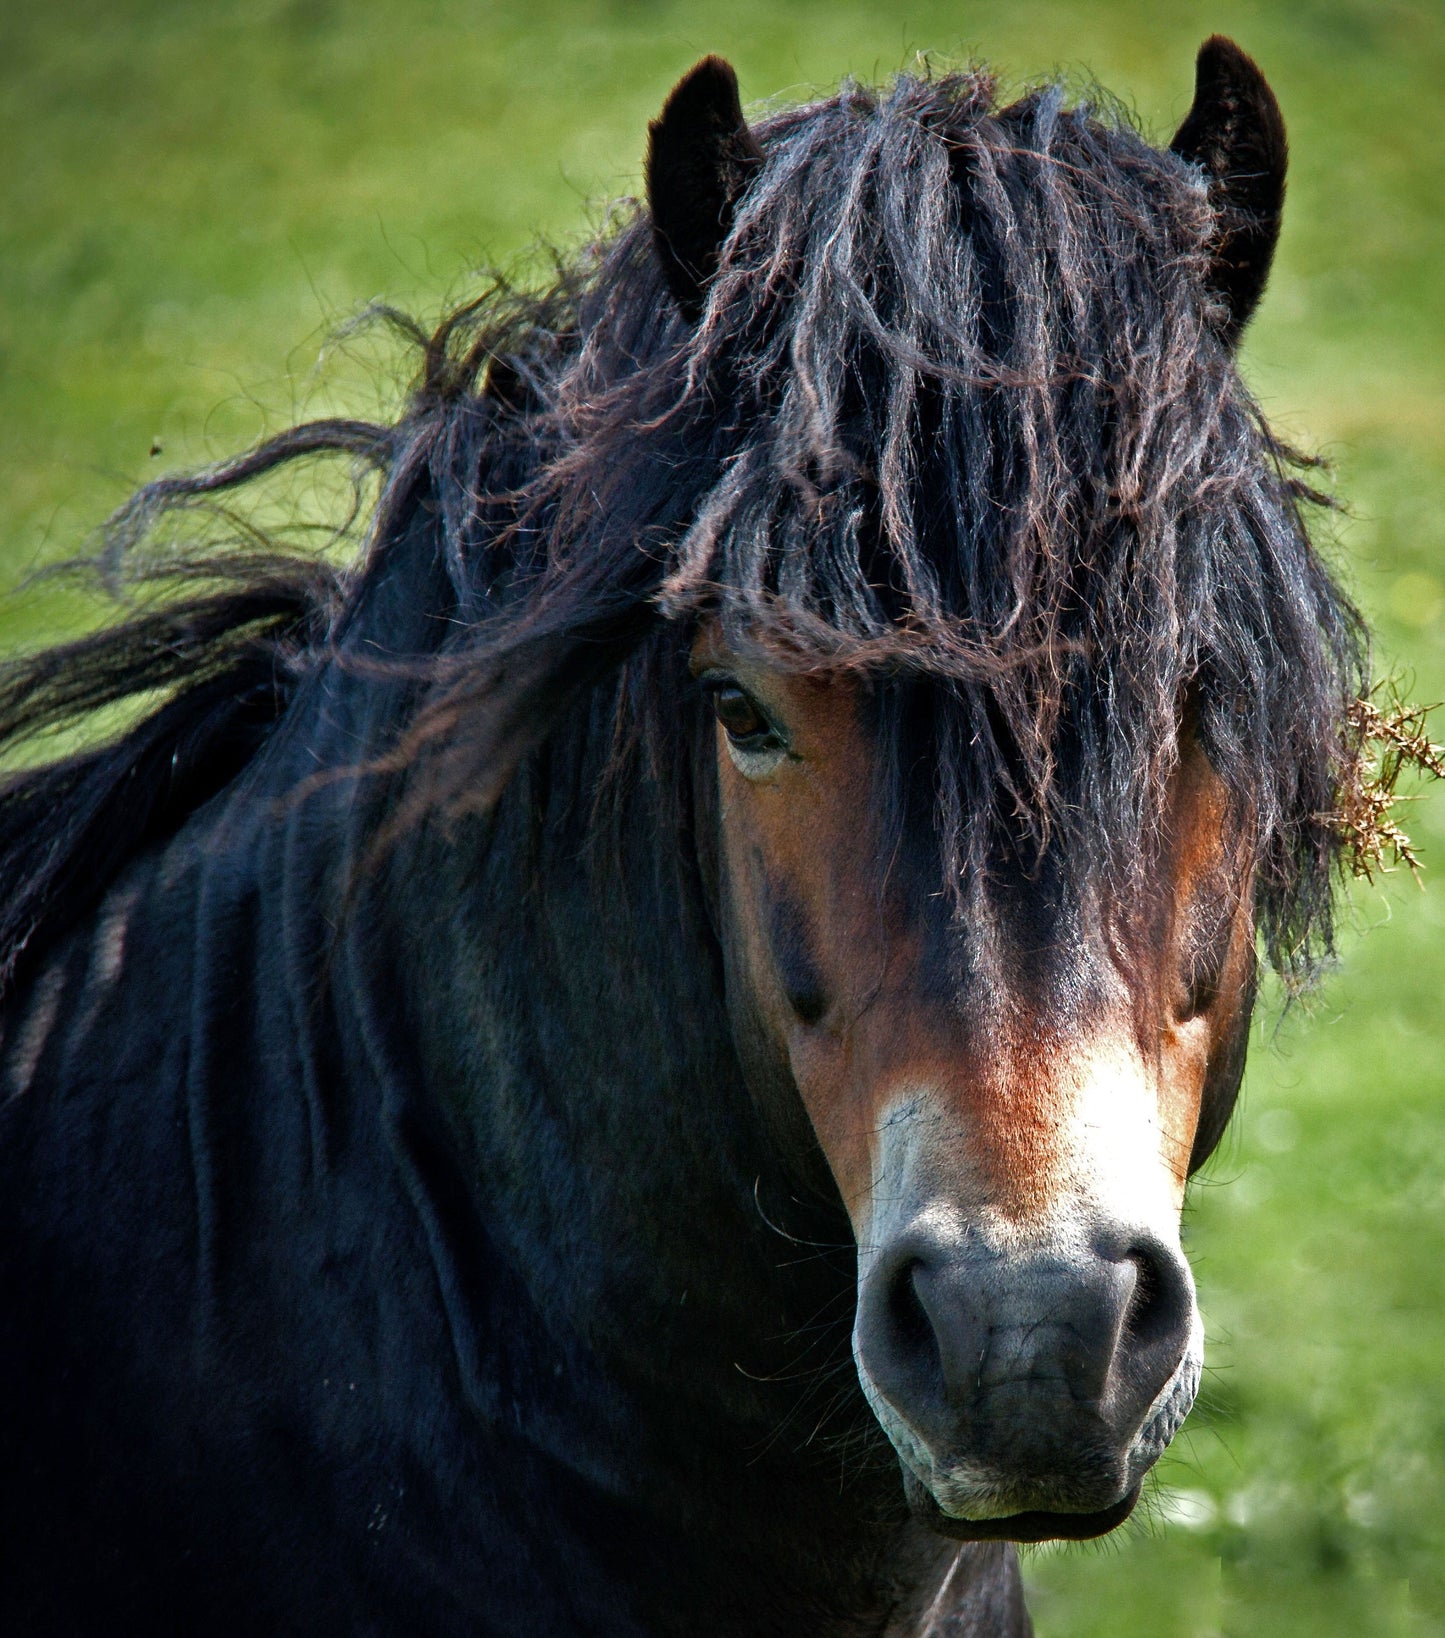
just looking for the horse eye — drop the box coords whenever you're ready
[710,685,772,745]
[1176,949,1226,1022]
[1177,973,1218,1023]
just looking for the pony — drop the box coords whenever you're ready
[0,36,1364,1635]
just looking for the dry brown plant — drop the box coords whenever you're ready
[1332,685,1445,880]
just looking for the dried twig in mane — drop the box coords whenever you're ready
[1332,686,1445,880]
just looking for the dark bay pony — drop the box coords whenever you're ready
[0,39,1362,1636]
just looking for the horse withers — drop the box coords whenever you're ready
[0,37,1361,1637]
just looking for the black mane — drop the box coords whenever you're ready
[0,66,1365,993]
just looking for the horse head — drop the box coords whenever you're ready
[692,634,1255,1537]
[643,39,1293,1541]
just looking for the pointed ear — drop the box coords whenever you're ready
[1170,36,1287,345]
[646,56,764,323]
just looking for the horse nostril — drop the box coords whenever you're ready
[855,1241,950,1421]
[1122,1239,1191,1357]
[887,1257,936,1364]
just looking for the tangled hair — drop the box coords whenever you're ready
[0,65,1367,986]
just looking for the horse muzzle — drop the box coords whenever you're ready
[852,1199,1201,1541]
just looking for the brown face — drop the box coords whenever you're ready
[693,625,1257,1540]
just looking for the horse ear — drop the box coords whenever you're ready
[1170,36,1287,345]
[646,56,764,323]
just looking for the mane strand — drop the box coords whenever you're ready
[0,482,363,992]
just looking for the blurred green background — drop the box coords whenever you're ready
[1,1,1441,1631]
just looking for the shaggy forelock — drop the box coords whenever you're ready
[504,69,1362,972]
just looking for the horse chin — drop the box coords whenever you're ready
[901,1469,1142,1544]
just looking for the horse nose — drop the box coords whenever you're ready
[854,1216,1196,1515]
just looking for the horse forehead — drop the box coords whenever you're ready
[701,641,1241,966]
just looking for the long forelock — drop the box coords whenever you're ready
[523,69,1362,973]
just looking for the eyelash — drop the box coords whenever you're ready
[1177,934,1231,1020]
[1178,969,1219,1021]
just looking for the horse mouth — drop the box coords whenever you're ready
[906,1475,1142,1543]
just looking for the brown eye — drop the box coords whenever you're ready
[1176,943,1227,1022]
[710,685,772,745]
[1176,971,1218,1023]
[700,674,790,778]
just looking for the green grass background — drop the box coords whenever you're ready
[2,1,1441,1631]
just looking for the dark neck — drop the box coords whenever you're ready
[261,499,941,1631]
[354,672,934,1631]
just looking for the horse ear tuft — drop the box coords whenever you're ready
[646,56,764,324]
[1170,36,1287,346]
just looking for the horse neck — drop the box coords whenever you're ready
[202,474,932,1623]
[325,489,853,1383]
[341,652,925,1608]
[378,686,851,1395]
